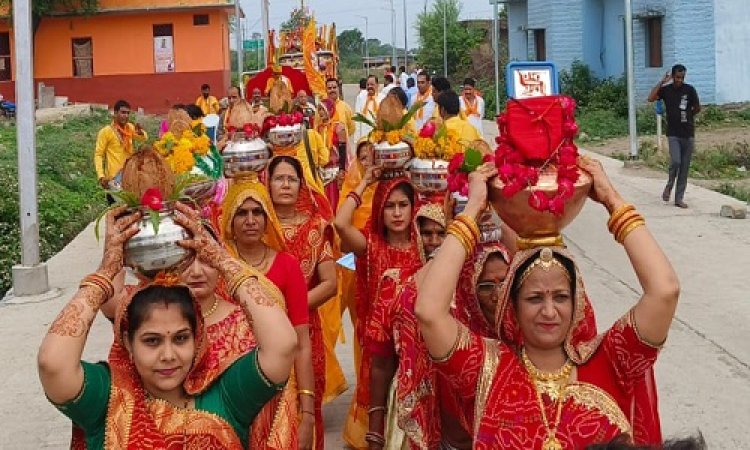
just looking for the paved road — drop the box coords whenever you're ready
[1,92,749,448]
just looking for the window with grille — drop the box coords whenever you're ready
[193,14,209,26]
[0,33,10,82]
[72,38,93,78]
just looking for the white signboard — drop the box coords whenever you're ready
[513,69,554,98]
[154,36,175,73]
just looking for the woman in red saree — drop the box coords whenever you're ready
[334,171,424,448]
[215,178,315,449]
[268,155,341,450]
[415,160,674,448]
[39,204,297,449]
[367,240,510,449]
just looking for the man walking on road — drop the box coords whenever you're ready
[648,64,701,208]
[327,77,355,137]
[410,71,435,130]
[94,100,147,203]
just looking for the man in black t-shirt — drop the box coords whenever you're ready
[648,64,701,208]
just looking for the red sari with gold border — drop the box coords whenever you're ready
[269,160,338,450]
[434,246,663,448]
[353,178,424,419]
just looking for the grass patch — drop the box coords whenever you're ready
[715,183,750,202]
[0,111,160,297]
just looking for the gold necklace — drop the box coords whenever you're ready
[521,348,573,450]
[202,296,219,318]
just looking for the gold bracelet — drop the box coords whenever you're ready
[617,219,646,244]
[611,211,643,238]
[298,389,315,398]
[79,273,115,300]
[455,213,480,241]
[227,271,255,298]
[447,224,474,256]
[607,203,634,228]
[608,205,636,233]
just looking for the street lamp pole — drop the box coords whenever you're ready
[235,0,244,95]
[625,0,638,159]
[403,0,408,67]
[492,0,500,115]
[443,2,448,77]
[12,0,50,297]
[356,15,370,76]
[390,0,397,66]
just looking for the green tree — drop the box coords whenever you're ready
[1,0,98,36]
[338,28,364,55]
[280,6,311,32]
[416,0,482,77]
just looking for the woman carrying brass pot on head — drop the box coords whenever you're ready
[415,159,677,448]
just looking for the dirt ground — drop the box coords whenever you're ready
[584,125,750,196]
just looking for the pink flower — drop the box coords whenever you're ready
[501,180,524,198]
[498,163,517,182]
[560,96,577,119]
[528,190,550,212]
[557,178,575,200]
[562,121,579,139]
[558,165,580,183]
[548,195,566,217]
[448,153,465,173]
[140,188,163,211]
[419,121,437,138]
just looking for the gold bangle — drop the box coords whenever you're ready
[298,389,315,398]
[608,206,637,233]
[607,203,634,228]
[617,219,646,244]
[607,203,635,226]
[227,271,255,298]
[455,213,480,241]
[447,224,474,256]
[611,211,643,238]
[79,273,115,300]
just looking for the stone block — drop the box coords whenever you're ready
[720,204,747,219]
[10,263,50,296]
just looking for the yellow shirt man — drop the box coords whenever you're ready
[94,123,148,181]
[333,99,355,136]
[195,94,220,116]
[444,116,481,143]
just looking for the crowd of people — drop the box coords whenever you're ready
[37,65,702,450]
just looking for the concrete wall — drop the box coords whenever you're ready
[527,0,584,69]
[582,0,605,76]
[506,2,529,61]
[714,0,750,103]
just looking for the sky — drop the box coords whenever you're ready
[238,0,496,51]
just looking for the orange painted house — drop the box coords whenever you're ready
[0,0,236,112]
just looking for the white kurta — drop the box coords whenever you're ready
[459,95,485,138]
[353,90,384,144]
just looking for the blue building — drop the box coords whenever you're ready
[503,0,750,104]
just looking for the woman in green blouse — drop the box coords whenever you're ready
[37,203,298,449]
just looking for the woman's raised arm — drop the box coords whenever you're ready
[580,158,680,346]
[175,203,297,384]
[334,166,379,256]
[38,207,141,404]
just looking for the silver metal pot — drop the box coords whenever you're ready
[222,133,270,178]
[268,125,304,148]
[373,141,412,169]
[125,209,190,277]
[410,158,449,192]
